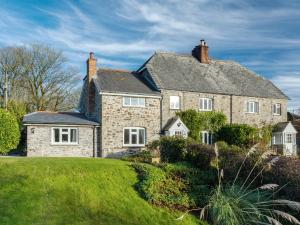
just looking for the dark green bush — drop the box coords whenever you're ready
[216,124,259,148]
[121,150,152,163]
[185,143,215,170]
[0,109,20,154]
[133,163,191,209]
[160,136,187,163]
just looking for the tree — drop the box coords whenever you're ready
[0,109,20,154]
[0,44,80,112]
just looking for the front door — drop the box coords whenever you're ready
[285,133,294,156]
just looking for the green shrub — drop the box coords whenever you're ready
[7,100,28,128]
[160,136,187,163]
[176,110,227,141]
[133,163,191,208]
[121,150,152,163]
[0,109,20,154]
[185,143,215,170]
[216,124,259,148]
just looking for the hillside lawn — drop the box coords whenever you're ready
[0,158,205,225]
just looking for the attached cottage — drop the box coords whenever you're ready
[23,40,296,157]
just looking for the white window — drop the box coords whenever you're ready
[170,96,180,109]
[123,97,145,107]
[247,101,259,113]
[52,128,78,145]
[200,98,213,111]
[273,103,281,115]
[286,133,294,144]
[123,127,146,146]
[272,133,282,145]
[201,131,213,145]
[174,130,183,136]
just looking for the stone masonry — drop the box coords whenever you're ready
[100,94,161,157]
[26,125,96,157]
[161,89,287,128]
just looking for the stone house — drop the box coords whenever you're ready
[23,40,294,157]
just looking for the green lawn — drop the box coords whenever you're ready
[0,158,204,225]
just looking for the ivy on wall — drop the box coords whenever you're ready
[176,109,227,141]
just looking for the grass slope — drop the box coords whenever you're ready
[0,158,203,225]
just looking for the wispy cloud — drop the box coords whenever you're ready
[0,0,299,109]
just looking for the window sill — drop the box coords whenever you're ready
[122,105,146,108]
[170,108,180,110]
[245,112,260,115]
[123,144,145,147]
[199,109,213,112]
[51,143,79,146]
[273,114,281,116]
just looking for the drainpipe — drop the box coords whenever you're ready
[93,125,96,158]
[230,94,233,124]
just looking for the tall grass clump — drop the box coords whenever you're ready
[178,144,300,225]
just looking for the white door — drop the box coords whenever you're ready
[285,133,294,156]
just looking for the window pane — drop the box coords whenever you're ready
[139,129,145,144]
[138,98,145,106]
[124,97,130,106]
[254,102,259,113]
[54,129,60,142]
[170,96,179,109]
[132,134,137,144]
[62,134,68,142]
[200,99,203,109]
[131,98,139,106]
[62,128,68,133]
[124,129,130,144]
[204,99,208,109]
[208,99,212,110]
[70,129,77,143]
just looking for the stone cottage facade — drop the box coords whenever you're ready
[23,40,292,157]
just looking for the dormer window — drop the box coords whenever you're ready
[123,97,145,107]
[199,98,213,111]
[273,103,281,115]
[170,96,180,109]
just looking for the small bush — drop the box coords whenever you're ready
[0,109,20,154]
[121,150,152,163]
[133,163,191,209]
[216,124,259,148]
[185,143,215,170]
[160,136,187,163]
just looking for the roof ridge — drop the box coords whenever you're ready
[97,68,131,73]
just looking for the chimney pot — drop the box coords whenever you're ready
[89,52,95,59]
[192,39,210,64]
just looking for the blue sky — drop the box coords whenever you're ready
[0,0,300,110]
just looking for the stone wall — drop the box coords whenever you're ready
[26,125,97,157]
[100,94,161,157]
[161,89,287,128]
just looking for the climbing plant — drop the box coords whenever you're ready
[176,109,227,141]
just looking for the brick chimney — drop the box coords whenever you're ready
[192,39,210,64]
[87,52,97,113]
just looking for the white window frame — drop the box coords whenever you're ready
[247,101,259,114]
[51,127,78,145]
[199,98,213,111]
[123,97,145,107]
[123,127,146,147]
[201,131,213,145]
[273,103,281,115]
[170,96,180,110]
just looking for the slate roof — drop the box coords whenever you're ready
[273,122,289,132]
[93,69,160,96]
[288,112,300,121]
[141,52,288,99]
[23,112,99,126]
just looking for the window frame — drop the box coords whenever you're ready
[170,96,180,110]
[123,97,146,107]
[123,127,146,147]
[273,103,281,115]
[199,98,213,111]
[51,127,78,145]
[246,101,259,114]
[201,131,213,145]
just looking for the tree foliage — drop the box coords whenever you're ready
[0,44,80,111]
[0,109,20,154]
[176,110,227,141]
